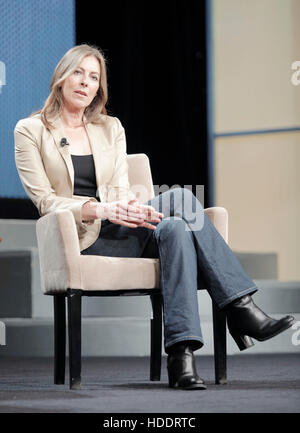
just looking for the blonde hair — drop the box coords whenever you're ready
[31,44,108,129]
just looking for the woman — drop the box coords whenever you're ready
[14,44,294,390]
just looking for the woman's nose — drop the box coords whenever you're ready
[80,76,88,86]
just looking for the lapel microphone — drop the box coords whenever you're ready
[60,137,69,147]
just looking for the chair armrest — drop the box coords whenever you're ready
[204,207,228,244]
[36,209,81,293]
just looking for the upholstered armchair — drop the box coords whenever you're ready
[36,154,228,389]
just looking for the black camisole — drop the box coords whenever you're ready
[71,154,100,201]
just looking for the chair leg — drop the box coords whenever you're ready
[212,301,227,384]
[150,293,162,381]
[53,294,66,384]
[67,289,82,390]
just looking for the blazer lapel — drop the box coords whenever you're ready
[49,116,74,189]
[84,118,113,193]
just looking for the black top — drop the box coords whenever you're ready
[71,154,100,201]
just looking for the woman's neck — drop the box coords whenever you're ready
[61,107,85,129]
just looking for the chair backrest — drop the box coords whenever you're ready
[127,154,155,203]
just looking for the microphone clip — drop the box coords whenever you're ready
[60,137,69,147]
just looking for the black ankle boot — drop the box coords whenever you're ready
[167,343,206,390]
[226,295,295,351]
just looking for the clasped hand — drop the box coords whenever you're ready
[96,199,164,230]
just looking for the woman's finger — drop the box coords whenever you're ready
[124,215,148,223]
[120,201,163,222]
[110,219,138,228]
[113,208,147,222]
[136,204,164,219]
[139,221,157,230]
[118,202,147,217]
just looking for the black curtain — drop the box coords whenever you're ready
[76,0,209,204]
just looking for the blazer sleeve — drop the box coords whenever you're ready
[106,117,136,202]
[14,120,97,227]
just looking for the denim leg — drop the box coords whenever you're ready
[146,188,258,310]
[152,217,204,352]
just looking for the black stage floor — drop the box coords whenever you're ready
[0,354,299,413]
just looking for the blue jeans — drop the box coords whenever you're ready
[82,188,257,353]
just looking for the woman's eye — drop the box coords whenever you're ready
[74,70,81,74]
[91,76,98,81]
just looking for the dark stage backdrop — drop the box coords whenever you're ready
[76,0,209,206]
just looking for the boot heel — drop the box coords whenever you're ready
[231,332,254,351]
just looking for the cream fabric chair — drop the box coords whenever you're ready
[36,154,228,389]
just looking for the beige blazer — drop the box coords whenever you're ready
[14,113,136,251]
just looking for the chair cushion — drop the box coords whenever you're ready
[42,255,160,294]
[80,255,160,291]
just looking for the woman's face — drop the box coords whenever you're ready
[60,55,100,111]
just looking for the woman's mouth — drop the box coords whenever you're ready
[74,90,87,97]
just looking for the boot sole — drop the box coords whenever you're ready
[169,382,207,390]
